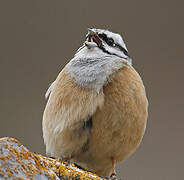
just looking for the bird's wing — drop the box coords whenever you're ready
[42,68,104,158]
[45,81,55,99]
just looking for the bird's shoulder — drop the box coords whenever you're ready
[44,68,104,120]
[105,64,147,98]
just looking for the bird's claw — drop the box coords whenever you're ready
[110,173,118,180]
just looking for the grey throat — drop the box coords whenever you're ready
[66,46,131,93]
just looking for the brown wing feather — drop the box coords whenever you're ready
[42,68,104,158]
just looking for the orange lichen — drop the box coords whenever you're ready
[6,167,12,177]
[12,164,19,174]
[0,169,5,176]
[0,155,8,161]
[0,137,105,179]
[17,177,25,180]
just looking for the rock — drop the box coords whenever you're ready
[0,137,104,180]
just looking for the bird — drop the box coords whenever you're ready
[42,28,148,178]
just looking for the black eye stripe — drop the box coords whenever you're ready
[97,33,130,57]
[114,44,129,56]
[99,34,129,56]
[98,33,108,42]
[98,33,115,47]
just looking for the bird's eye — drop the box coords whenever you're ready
[106,38,114,46]
[98,33,114,46]
[98,33,107,41]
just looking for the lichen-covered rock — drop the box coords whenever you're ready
[0,137,104,180]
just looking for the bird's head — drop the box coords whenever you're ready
[75,28,132,64]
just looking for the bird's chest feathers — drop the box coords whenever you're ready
[66,56,126,92]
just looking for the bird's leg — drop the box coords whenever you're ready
[111,157,116,174]
[48,156,72,165]
[59,155,73,165]
[110,157,118,180]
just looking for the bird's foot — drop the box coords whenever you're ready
[100,176,110,180]
[110,173,118,180]
[48,156,55,159]
[59,156,72,166]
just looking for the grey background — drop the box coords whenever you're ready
[0,0,183,179]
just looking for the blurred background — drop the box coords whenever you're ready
[0,0,183,179]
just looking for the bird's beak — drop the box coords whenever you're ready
[85,28,102,49]
[87,28,96,36]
